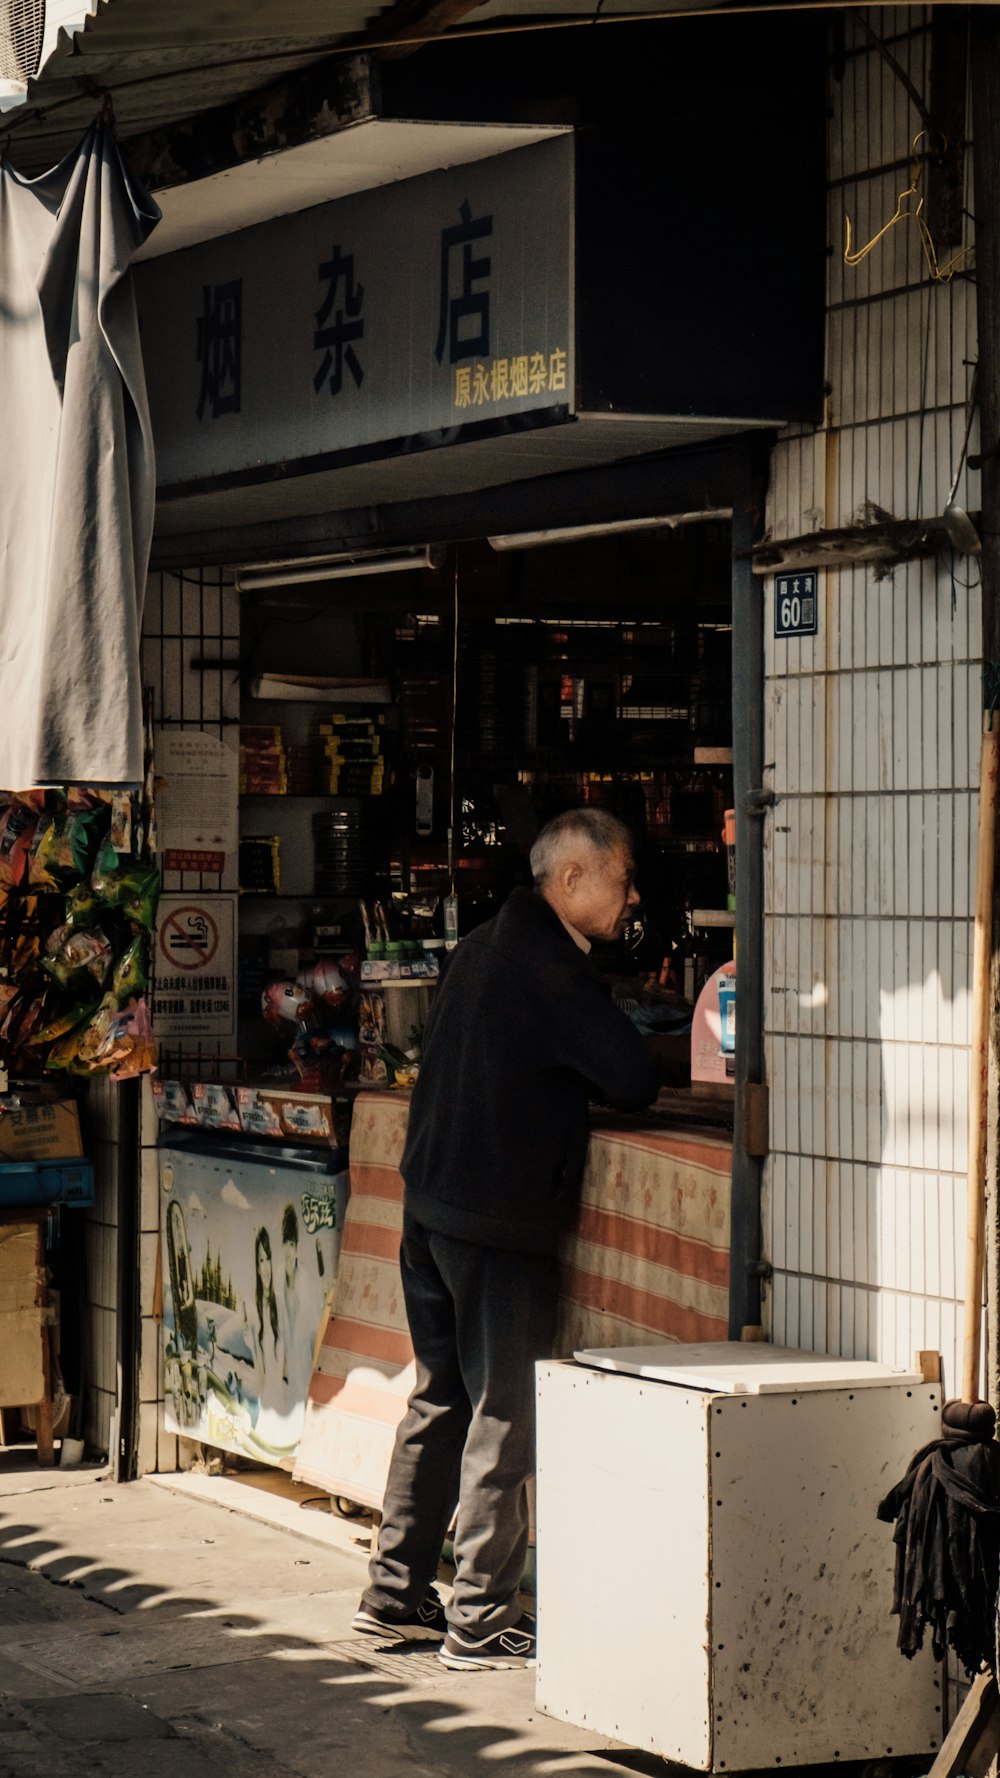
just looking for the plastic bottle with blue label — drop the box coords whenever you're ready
[717,973,736,1054]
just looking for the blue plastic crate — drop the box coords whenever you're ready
[0,1160,94,1208]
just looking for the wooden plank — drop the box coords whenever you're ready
[751,516,966,575]
[918,1348,943,1384]
[34,1223,54,1468]
[925,1671,1000,1778]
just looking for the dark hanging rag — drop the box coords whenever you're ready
[876,1399,1000,1676]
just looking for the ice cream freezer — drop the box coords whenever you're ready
[159,1133,349,1468]
[535,1343,942,1772]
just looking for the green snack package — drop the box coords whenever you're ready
[66,805,110,880]
[91,836,120,896]
[112,936,148,1005]
[63,882,102,932]
[42,926,113,991]
[92,853,159,920]
[29,998,96,1045]
[122,869,160,932]
[26,813,64,888]
[45,999,115,1073]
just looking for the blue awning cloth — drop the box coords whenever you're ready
[0,120,159,788]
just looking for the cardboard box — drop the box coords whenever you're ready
[0,1224,44,1407]
[0,1099,83,1162]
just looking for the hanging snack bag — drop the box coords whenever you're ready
[63,881,103,932]
[111,936,148,1006]
[110,792,133,855]
[91,841,160,926]
[29,997,96,1046]
[42,925,114,991]
[109,998,155,1079]
[26,812,65,888]
[9,898,47,975]
[122,869,160,932]
[62,800,110,880]
[0,801,40,888]
[45,997,117,1073]
[91,834,120,890]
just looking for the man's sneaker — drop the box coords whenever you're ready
[351,1593,447,1641]
[438,1613,536,1671]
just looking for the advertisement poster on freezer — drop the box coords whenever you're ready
[160,1145,338,1463]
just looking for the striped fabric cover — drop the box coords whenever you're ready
[558,1127,731,1352]
[294,1094,731,1508]
[295,1094,416,1506]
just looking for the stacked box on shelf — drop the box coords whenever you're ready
[316,713,387,796]
[239,835,281,894]
[285,743,315,795]
[398,673,448,751]
[312,803,370,895]
[240,725,287,795]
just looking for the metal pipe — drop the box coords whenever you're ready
[971,11,1000,1409]
[488,510,732,550]
[963,715,999,1403]
[728,445,768,1338]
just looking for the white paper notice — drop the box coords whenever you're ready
[157,731,238,871]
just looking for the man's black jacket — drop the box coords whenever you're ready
[401,887,659,1253]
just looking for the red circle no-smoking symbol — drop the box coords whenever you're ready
[159,906,219,972]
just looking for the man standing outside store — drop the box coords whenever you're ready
[353,809,659,1669]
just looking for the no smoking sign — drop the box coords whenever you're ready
[158,904,220,971]
[154,895,236,1038]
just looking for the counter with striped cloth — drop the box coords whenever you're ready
[294,1093,731,1508]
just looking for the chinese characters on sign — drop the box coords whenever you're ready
[774,570,819,639]
[197,280,242,419]
[313,245,365,397]
[141,135,574,481]
[435,200,493,364]
[454,348,568,409]
[163,849,226,875]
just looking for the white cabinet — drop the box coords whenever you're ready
[535,1345,942,1771]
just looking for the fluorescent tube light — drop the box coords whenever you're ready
[236,545,443,590]
[487,511,732,550]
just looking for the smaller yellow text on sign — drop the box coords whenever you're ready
[454,348,569,409]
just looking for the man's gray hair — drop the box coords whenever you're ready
[530,808,633,884]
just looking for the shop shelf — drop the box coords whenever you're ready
[0,1160,95,1209]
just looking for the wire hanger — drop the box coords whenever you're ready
[844,131,973,285]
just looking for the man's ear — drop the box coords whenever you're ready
[562,860,582,895]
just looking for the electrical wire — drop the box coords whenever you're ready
[448,547,459,897]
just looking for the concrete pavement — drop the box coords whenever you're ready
[0,1456,655,1778]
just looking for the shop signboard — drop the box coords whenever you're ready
[153,894,236,1038]
[160,1140,341,1463]
[137,135,574,489]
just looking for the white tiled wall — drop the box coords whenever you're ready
[763,9,979,1394]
